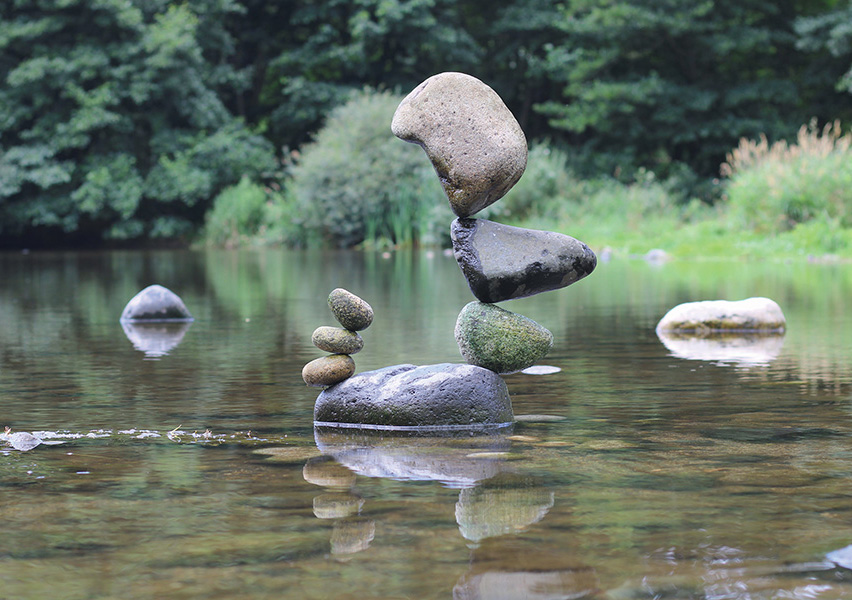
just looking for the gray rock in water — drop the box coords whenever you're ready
[2,431,42,451]
[455,302,552,374]
[656,297,786,335]
[391,72,527,218]
[314,363,513,428]
[451,218,597,303]
[120,284,193,322]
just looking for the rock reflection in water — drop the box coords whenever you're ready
[121,321,192,358]
[455,473,554,543]
[314,426,513,489]
[455,543,599,600]
[657,330,785,366]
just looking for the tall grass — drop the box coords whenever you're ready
[722,120,852,234]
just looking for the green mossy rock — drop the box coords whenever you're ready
[312,326,364,354]
[455,302,552,374]
[328,288,374,331]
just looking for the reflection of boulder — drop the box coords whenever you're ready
[330,517,375,555]
[314,427,512,488]
[313,492,364,519]
[657,330,784,366]
[302,456,357,490]
[454,569,599,600]
[455,473,554,542]
[121,321,192,358]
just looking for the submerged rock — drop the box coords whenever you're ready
[451,218,596,303]
[391,72,527,218]
[314,363,513,428]
[302,354,356,387]
[656,297,786,335]
[1,431,42,451]
[455,302,552,374]
[312,326,364,355]
[120,284,194,322]
[327,288,374,331]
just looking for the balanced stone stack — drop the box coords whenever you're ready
[392,72,596,374]
[310,72,596,429]
[302,288,373,387]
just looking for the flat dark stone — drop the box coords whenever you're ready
[451,218,596,303]
[314,363,513,428]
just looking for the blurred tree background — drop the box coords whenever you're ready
[1,0,851,248]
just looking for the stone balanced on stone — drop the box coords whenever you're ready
[302,288,372,387]
[310,72,596,428]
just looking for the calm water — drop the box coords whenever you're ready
[2,249,852,599]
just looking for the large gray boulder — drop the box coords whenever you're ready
[314,363,513,428]
[455,302,552,374]
[120,284,193,322]
[451,218,597,303]
[656,297,786,335]
[391,72,527,218]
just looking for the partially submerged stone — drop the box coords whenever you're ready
[455,302,552,374]
[392,72,527,217]
[328,288,373,331]
[314,363,513,428]
[120,284,193,322]
[1,430,42,451]
[302,354,356,387]
[312,326,364,355]
[656,297,786,335]
[451,218,597,303]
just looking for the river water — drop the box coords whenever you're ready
[2,249,852,599]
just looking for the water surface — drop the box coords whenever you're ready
[2,249,852,599]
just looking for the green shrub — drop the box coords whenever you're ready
[203,176,269,247]
[722,120,852,233]
[282,89,448,248]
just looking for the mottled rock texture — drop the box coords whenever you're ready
[656,297,786,335]
[328,288,373,331]
[312,326,364,355]
[391,72,527,217]
[302,354,356,387]
[120,284,193,322]
[455,302,552,374]
[314,363,513,428]
[451,218,597,303]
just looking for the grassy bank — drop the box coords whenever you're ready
[202,93,852,262]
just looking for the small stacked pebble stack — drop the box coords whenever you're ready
[302,288,374,387]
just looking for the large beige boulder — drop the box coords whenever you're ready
[656,297,786,335]
[391,72,527,217]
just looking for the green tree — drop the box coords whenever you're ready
[0,0,275,246]
[536,0,848,181]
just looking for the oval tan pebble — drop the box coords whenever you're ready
[302,354,356,387]
[312,326,364,355]
[328,288,373,331]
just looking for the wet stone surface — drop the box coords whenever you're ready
[451,218,597,303]
[313,363,513,428]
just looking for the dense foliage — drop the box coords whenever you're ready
[2,0,851,247]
